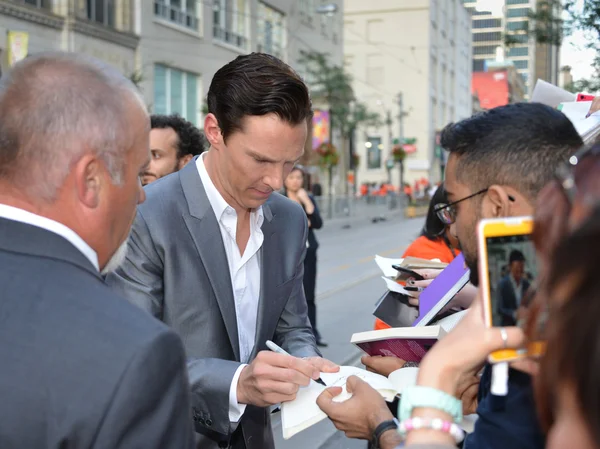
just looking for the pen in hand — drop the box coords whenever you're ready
[265,340,327,386]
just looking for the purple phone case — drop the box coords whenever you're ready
[412,253,470,327]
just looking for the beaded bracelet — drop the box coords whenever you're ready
[398,417,465,444]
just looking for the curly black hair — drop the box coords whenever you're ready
[150,114,205,158]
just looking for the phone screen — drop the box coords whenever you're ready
[485,234,538,327]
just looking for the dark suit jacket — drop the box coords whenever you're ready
[0,217,194,449]
[496,276,531,326]
[106,160,320,449]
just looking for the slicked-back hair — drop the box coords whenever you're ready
[0,51,144,202]
[441,103,583,201]
[206,53,313,142]
[151,114,205,158]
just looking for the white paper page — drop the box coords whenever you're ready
[388,367,419,395]
[558,101,600,142]
[374,255,403,278]
[281,380,328,439]
[531,79,576,108]
[320,366,397,402]
[382,276,416,297]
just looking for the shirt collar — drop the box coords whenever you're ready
[0,203,99,271]
[196,153,264,226]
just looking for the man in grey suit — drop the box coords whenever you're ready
[107,53,338,449]
[0,53,194,448]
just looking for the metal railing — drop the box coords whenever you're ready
[313,193,409,222]
[213,25,248,48]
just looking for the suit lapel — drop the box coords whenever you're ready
[179,160,240,361]
[254,203,283,354]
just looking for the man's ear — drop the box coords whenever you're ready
[481,185,513,219]
[204,113,223,148]
[178,154,193,169]
[74,154,102,209]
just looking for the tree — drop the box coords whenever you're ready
[298,50,381,197]
[526,0,600,92]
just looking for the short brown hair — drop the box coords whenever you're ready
[206,53,312,142]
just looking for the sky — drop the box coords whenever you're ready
[560,0,596,80]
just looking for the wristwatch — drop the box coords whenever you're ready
[371,418,399,448]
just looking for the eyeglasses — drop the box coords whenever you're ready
[434,188,489,225]
[554,143,600,205]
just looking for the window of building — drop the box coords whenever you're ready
[472,18,502,29]
[507,7,530,18]
[23,0,52,8]
[154,64,200,125]
[507,0,529,4]
[507,46,528,57]
[366,19,384,43]
[299,0,315,24]
[512,60,528,69]
[86,0,117,27]
[507,20,528,31]
[366,54,384,86]
[257,2,285,59]
[213,0,248,49]
[473,31,502,42]
[473,59,485,71]
[366,136,382,169]
[507,33,528,43]
[154,0,199,30]
[473,45,498,55]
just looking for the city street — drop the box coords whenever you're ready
[272,213,425,449]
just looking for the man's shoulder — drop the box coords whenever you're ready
[266,192,305,220]
[139,171,186,216]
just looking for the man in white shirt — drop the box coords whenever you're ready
[0,52,194,448]
[107,53,338,449]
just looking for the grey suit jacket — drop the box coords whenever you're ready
[0,218,194,449]
[106,159,320,449]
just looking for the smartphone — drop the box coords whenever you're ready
[392,265,425,281]
[477,217,545,363]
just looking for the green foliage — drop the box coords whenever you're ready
[298,50,382,137]
[526,0,600,91]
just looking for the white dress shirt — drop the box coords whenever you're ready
[510,275,524,307]
[0,204,99,271]
[196,154,264,423]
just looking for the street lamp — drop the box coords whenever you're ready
[316,3,338,16]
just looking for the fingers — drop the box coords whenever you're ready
[408,278,434,288]
[362,355,406,377]
[413,268,442,280]
[306,356,340,373]
[254,351,317,384]
[345,375,368,394]
[487,326,525,352]
[316,386,344,412]
[408,297,419,307]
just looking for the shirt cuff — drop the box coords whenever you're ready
[229,364,248,423]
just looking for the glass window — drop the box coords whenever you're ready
[507,46,528,57]
[473,31,502,42]
[257,2,285,59]
[213,0,248,49]
[507,7,530,18]
[473,45,499,55]
[506,0,529,4]
[154,64,200,125]
[512,60,528,69]
[85,0,126,28]
[154,0,199,31]
[507,20,528,31]
[473,59,485,71]
[366,136,382,169]
[472,18,502,29]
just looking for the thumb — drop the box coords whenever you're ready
[316,387,343,411]
[346,375,366,394]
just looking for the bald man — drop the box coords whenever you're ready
[0,53,194,448]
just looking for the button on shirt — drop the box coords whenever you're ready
[196,154,264,422]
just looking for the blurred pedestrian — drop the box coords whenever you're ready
[284,166,326,346]
[141,114,205,186]
[0,52,194,449]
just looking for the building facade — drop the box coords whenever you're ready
[343,0,472,188]
[462,0,561,97]
[0,0,344,129]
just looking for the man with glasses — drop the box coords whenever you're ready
[314,102,583,449]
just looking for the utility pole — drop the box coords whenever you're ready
[386,110,393,184]
[396,92,406,190]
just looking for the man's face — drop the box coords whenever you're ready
[510,260,525,282]
[445,154,483,284]
[100,102,149,271]
[213,114,307,210]
[142,127,182,185]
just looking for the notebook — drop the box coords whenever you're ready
[412,253,470,327]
